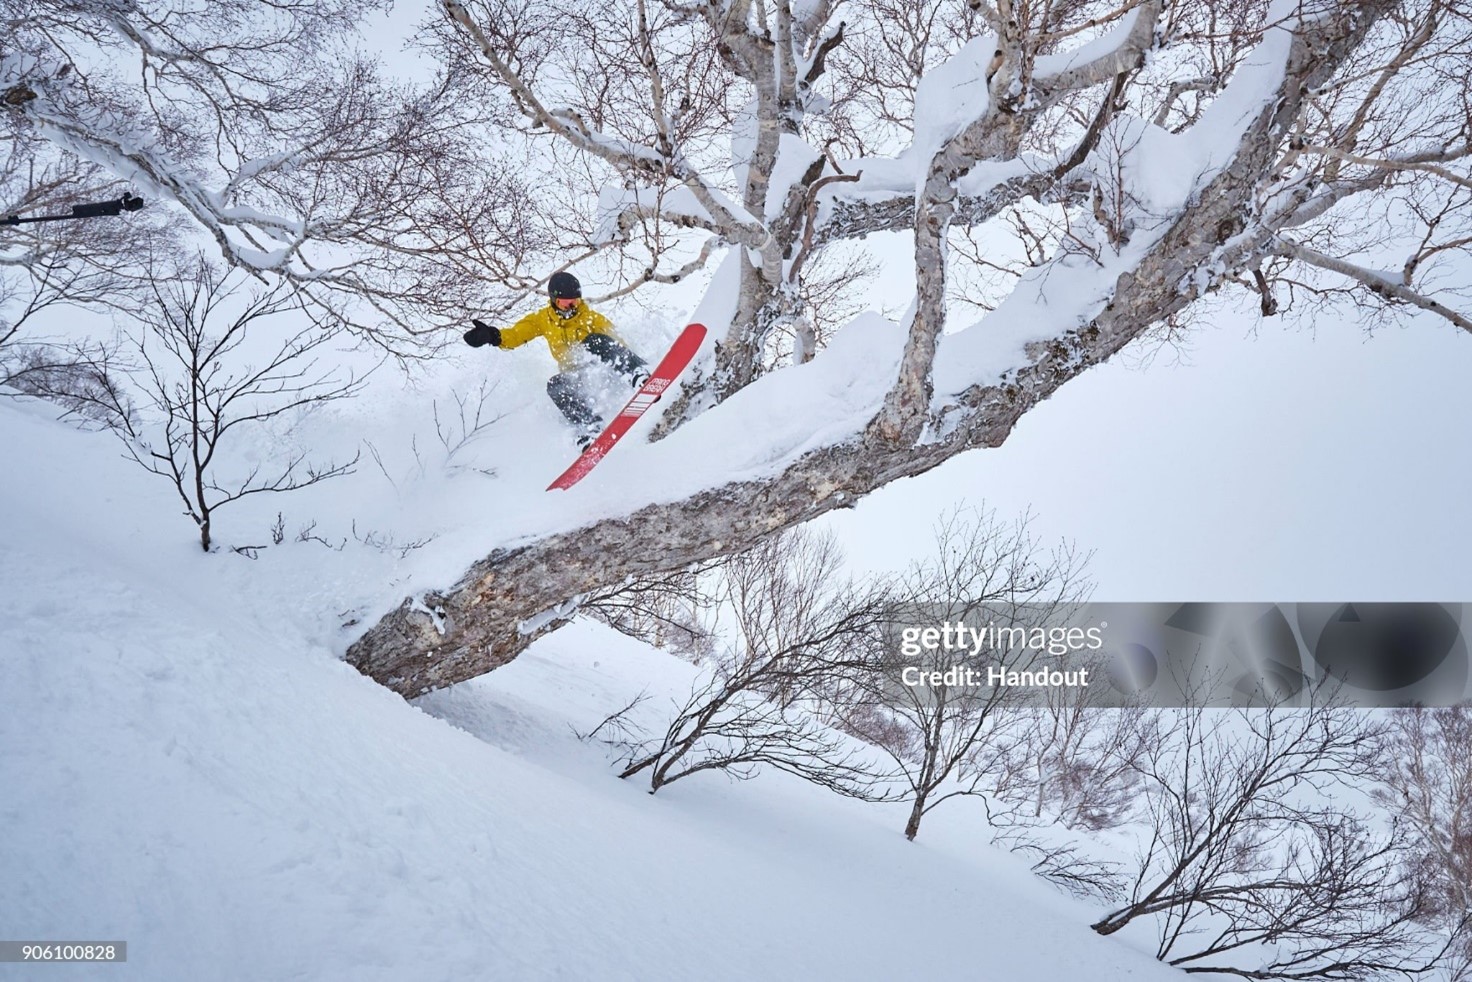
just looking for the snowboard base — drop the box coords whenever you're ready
[546,323,707,491]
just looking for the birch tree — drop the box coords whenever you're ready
[204,0,1467,695]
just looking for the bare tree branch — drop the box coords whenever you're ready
[1273,235,1472,333]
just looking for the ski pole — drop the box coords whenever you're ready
[2,192,144,226]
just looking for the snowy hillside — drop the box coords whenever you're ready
[0,398,1190,981]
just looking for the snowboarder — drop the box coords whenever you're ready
[464,272,649,446]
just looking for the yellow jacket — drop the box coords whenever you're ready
[499,302,624,371]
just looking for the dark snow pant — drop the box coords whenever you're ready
[546,333,648,429]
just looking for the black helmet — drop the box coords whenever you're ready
[548,271,582,300]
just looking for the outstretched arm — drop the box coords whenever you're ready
[465,310,545,349]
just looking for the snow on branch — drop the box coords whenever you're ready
[1030,0,1161,99]
[19,99,303,270]
[930,0,1398,417]
[866,1,1163,445]
[597,184,748,240]
[816,0,1160,242]
[814,161,1076,247]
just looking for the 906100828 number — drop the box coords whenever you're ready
[0,941,127,962]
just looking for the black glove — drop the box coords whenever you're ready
[464,319,502,348]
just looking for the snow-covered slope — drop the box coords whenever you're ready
[0,399,1182,981]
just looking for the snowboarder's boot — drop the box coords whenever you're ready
[583,333,649,387]
[575,420,603,450]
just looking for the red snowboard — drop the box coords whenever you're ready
[547,323,707,491]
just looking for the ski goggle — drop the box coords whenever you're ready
[553,296,580,308]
